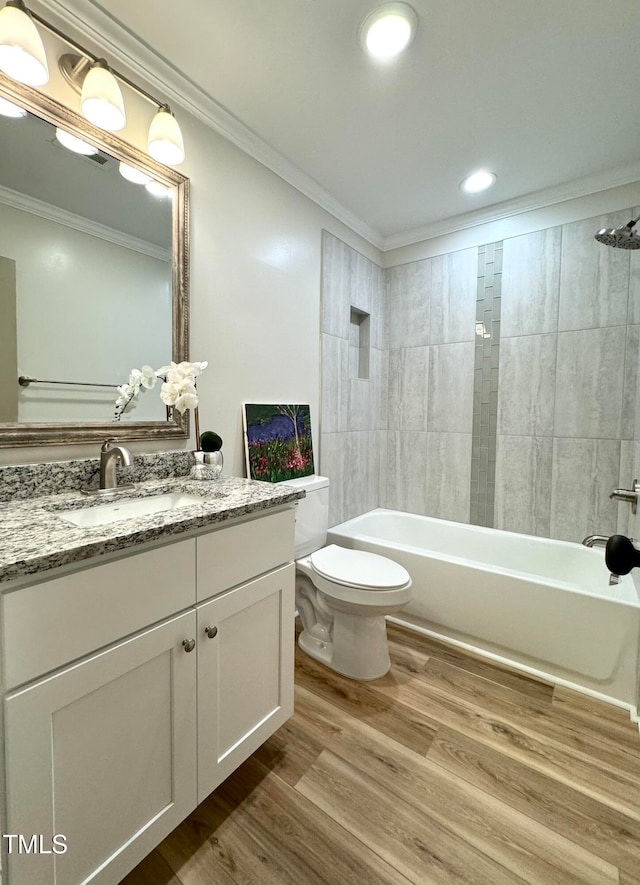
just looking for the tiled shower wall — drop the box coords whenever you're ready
[495,211,639,540]
[320,232,386,526]
[320,211,640,542]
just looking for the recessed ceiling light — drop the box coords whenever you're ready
[360,3,417,61]
[0,96,26,117]
[55,127,98,156]
[460,170,497,194]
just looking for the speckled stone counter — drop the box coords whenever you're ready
[0,475,304,584]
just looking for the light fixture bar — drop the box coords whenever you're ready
[1,1,186,163]
[26,8,166,112]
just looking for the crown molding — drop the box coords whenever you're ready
[32,0,385,250]
[0,184,171,261]
[381,162,640,252]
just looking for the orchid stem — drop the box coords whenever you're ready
[194,406,201,451]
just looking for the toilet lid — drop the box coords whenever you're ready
[310,545,410,591]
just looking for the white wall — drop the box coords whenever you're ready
[0,16,380,469]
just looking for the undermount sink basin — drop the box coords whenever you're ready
[56,492,204,528]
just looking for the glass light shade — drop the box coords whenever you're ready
[361,2,417,60]
[145,180,172,198]
[460,170,497,194]
[0,2,49,86]
[147,106,185,165]
[55,127,98,156]
[0,95,26,117]
[119,161,151,185]
[80,60,126,131]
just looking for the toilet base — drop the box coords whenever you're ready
[298,612,391,681]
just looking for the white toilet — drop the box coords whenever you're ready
[287,475,411,680]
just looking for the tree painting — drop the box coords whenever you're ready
[243,403,314,482]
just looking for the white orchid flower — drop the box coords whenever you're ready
[115,383,134,406]
[157,361,207,382]
[115,360,205,420]
[128,369,143,392]
[139,365,157,389]
[174,390,199,414]
[160,378,198,409]
[159,380,180,406]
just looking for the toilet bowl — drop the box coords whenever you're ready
[287,475,411,681]
[295,545,411,680]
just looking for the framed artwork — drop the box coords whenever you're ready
[243,403,314,482]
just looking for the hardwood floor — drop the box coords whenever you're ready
[123,623,640,884]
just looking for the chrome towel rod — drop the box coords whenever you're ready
[18,376,118,389]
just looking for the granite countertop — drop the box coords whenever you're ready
[0,476,304,584]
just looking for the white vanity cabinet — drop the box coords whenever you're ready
[1,506,296,885]
[4,610,198,885]
[196,563,294,801]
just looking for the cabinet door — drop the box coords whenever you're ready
[4,610,198,885]
[197,563,295,802]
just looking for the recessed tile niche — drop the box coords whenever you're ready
[349,307,370,380]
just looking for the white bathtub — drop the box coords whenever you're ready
[327,509,640,716]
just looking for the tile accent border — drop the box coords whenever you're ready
[470,242,503,526]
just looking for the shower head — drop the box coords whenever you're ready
[595,216,640,249]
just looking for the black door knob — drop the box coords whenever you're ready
[605,534,640,576]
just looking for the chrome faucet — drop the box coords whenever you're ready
[610,480,640,514]
[99,439,133,490]
[582,534,609,548]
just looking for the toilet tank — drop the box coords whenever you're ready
[283,475,330,558]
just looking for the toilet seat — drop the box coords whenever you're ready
[310,544,410,591]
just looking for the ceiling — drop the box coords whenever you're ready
[81,0,639,246]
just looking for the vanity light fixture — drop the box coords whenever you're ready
[55,126,99,156]
[360,2,417,61]
[145,180,173,198]
[460,170,497,194]
[0,94,26,116]
[0,1,186,164]
[147,104,185,165]
[119,161,151,185]
[0,0,48,86]
[80,58,126,132]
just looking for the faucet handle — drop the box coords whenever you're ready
[101,438,118,452]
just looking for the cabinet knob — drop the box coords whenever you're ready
[182,638,196,653]
[204,625,218,639]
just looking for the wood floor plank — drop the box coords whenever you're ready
[211,755,413,885]
[552,685,635,723]
[121,848,183,885]
[251,703,330,787]
[419,656,640,769]
[294,684,618,885]
[297,749,527,885]
[385,634,431,676]
[294,644,437,754]
[619,867,640,885]
[427,727,640,877]
[367,659,640,817]
[387,623,555,705]
[551,685,640,749]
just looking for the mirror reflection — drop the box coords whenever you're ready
[0,100,174,425]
